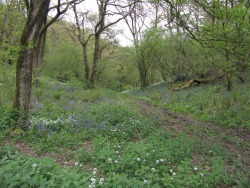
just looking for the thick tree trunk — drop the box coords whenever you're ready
[90,34,101,86]
[13,0,50,129]
[14,45,34,112]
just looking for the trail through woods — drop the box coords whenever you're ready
[11,99,250,174]
[137,101,250,172]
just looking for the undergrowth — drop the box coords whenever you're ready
[0,78,249,187]
[127,81,250,131]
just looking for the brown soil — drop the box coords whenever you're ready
[83,140,94,151]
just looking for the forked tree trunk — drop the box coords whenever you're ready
[14,0,50,129]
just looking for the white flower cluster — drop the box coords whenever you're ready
[89,176,104,187]
[89,177,96,188]
[108,158,112,163]
[107,157,118,164]
[88,168,99,187]
[170,169,176,176]
[30,117,62,126]
[30,114,79,128]
[74,162,82,167]
[93,168,97,175]
[99,178,105,185]
[156,159,166,164]
[29,115,82,132]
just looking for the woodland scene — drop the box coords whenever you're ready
[0,0,249,187]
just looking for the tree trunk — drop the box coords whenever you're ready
[33,33,46,81]
[138,60,148,89]
[14,0,50,129]
[33,28,47,77]
[135,45,148,90]
[82,44,90,87]
[90,33,101,86]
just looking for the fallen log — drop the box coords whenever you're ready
[171,76,223,91]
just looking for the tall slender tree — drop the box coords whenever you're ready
[70,0,138,87]
[90,0,137,86]
[71,4,92,86]
[119,0,151,89]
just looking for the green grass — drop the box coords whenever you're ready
[127,80,250,131]
[0,75,250,187]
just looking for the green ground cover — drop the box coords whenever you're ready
[0,78,249,187]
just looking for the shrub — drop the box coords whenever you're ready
[53,90,63,100]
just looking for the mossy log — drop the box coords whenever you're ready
[172,76,223,91]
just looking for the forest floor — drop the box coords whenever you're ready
[1,79,250,187]
[11,99,250,173]
[136,100,250,172]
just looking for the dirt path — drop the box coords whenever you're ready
[12,141,94,169]
[137,100,250,169]
[8,99,250,173]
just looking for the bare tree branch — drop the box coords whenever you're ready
[38,0,85,37]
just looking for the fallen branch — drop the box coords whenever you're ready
[172,75,223,91]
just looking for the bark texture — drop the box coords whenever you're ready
[90,33,101,85]
[14,0,50,129]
